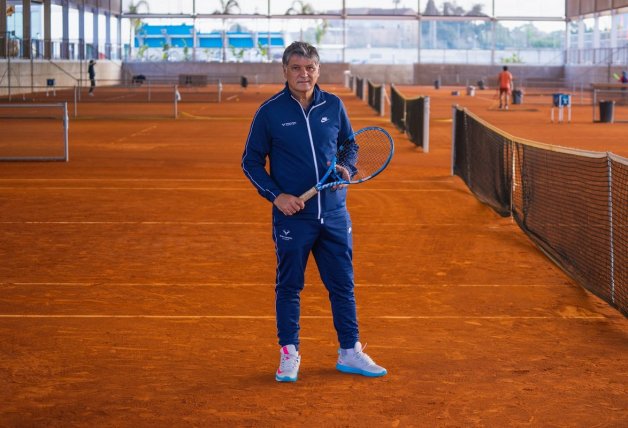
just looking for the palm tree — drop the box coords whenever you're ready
[126,0,150,60]
[215,0,241,62]
[286,1,315,41]
[392,0,401,14]
[286,1,315,15]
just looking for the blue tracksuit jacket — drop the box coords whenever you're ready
[241,83,359,349]
[241,83,353,219]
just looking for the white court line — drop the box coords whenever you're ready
[0,187,252,191]
[0,314,606,320]
[0,178,451,184]
[0,221,268,225]
[0,221,492,227]
[0,187,453,192]
[0,178,248,182]
[1,282,566,288]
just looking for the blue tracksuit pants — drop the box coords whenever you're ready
[272,209,359,350]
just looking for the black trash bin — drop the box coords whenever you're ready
[434,79,441,89]
[512,89,523,105]
[599,100,615,123]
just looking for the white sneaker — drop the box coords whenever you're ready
[276,345,300,382]
[336,342,387,377]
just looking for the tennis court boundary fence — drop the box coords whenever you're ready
[452,106,627,316]
[346,74,430,152]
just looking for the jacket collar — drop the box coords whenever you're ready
[283,82,323,106]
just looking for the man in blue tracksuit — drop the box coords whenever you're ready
[241,41,386,382]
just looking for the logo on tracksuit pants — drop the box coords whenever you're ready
[279,229,293,241]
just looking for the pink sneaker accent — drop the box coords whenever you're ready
[276,345,300,382]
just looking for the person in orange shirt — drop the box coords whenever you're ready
[497,66,514,109]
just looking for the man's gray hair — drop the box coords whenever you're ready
[282,41,320,66]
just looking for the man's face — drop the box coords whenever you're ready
[283,54,320,96]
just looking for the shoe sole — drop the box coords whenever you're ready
[336,363,387,377]
[275,374,298,382]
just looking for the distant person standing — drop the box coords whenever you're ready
[497,66,514,110]
[620,71,628,84]
[88,60,96,96]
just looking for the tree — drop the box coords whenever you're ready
[125,1,150,60]
[214,0,241,62]
[392,0,401,14]
[286,1,315,15]
[314,20,329,45]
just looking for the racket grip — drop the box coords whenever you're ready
[299,187,318,202]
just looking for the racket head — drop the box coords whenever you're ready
[336,126,394,184]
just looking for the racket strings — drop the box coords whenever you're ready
[337,129,393,182]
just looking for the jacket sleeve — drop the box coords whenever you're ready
[241,108,283,203]
[338,99,353,146]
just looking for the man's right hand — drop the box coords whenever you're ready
[273,193,305,216]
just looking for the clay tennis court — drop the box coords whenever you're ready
[1,83,627,426]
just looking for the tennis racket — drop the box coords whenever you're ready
[299,126,394,202]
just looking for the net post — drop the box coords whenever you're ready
[174,84,179,119]
[218,79,222,103]
[607,154,615,305]
[379,84,386,117]
[510,140,516,216]
[73,85,78,118]
[63,101,69,162]
[451,104,457,176]
[592,89,597,122]
[423,97,430,153]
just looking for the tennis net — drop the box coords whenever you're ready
[366,79,384,116]
[0,102,69,162]
[355,76,364,100]
[453,106,627,316]
[390,84,430,152]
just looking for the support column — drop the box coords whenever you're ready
[0,0,7,58]
[78,0,84,60]
[105,10,111,59]
[62,0,69,59]
[92,6,99,59]
[44,0,51,59]
[116,14,122,60]
[23,0,32,58]
[417,16,421,64]
[593,14,600,49]
[490,19,496,65]
[610,11,619,49]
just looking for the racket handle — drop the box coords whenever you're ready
[299,187,318,202]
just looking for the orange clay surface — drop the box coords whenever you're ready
[0,83,627,427]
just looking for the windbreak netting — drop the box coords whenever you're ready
[453,106,627,316]
[389,84,430,152]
